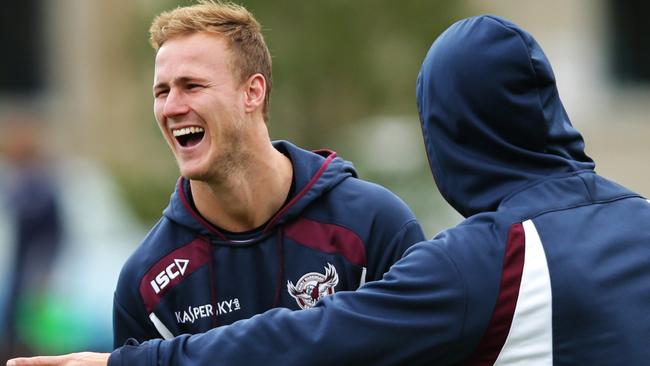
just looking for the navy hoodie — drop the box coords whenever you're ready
[110,16,650,365]
[112,140,425,347]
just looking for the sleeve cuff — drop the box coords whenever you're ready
[109,338,160,366]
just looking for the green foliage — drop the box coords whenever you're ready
[16,292,110,353]
[246,1,465,148]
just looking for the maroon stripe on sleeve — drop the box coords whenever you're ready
[139,238,212,313]
[464,222,526,365]
[284,217,366,267]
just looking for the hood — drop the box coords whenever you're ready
[162,140,356,241]
[416,15,594,218]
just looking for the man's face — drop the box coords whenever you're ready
[153,32,248,181]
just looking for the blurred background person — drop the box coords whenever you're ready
[0,115,63,359]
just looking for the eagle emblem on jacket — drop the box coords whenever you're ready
[287,263,339,309]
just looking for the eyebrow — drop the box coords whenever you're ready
[153,76,208,91]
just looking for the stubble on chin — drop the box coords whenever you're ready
[182,131,251,185]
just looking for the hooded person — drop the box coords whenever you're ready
[9,13,650,366]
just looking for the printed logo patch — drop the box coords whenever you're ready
[175,298,241,324]
[287,263,339,309]
[150,258,190,294]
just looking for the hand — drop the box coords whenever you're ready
[6,352,110,366]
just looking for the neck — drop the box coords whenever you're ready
[190,143,293,233]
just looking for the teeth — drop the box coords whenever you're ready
[173,127,204,137]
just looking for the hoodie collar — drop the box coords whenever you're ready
[416,15,594,218]
[163,140,356,242]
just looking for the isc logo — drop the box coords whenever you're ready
[150,258,190,294]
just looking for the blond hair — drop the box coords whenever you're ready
[149,0,272,122]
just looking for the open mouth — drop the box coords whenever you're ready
[173,127,205,148]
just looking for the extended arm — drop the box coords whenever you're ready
[111,242,467,366]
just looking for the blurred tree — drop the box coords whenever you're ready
[244,1,464,149]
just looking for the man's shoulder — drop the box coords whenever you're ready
[118,216,190,286]
[335,178,419,225]
[311,177,422,242]
[436,211,517,244]
[331,177,407,207]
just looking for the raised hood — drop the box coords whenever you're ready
[416,15,594,218]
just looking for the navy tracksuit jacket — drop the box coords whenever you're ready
[112,140,425,347]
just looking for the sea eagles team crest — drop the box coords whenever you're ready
[287,263,339,309]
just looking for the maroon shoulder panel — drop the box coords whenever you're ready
[139,238,212,313]
[284,217,366,267]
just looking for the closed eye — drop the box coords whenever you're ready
[154,89,169,98]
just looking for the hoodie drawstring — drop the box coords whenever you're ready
[208,245,219,328]
[273,229,286,307]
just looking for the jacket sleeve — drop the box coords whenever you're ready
[112,258,163,349]
[363,189,427,281]
[367,218,426,281]
[108,241,468,366]
[113,294,159,348]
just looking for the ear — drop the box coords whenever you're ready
[243,73,266,114]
